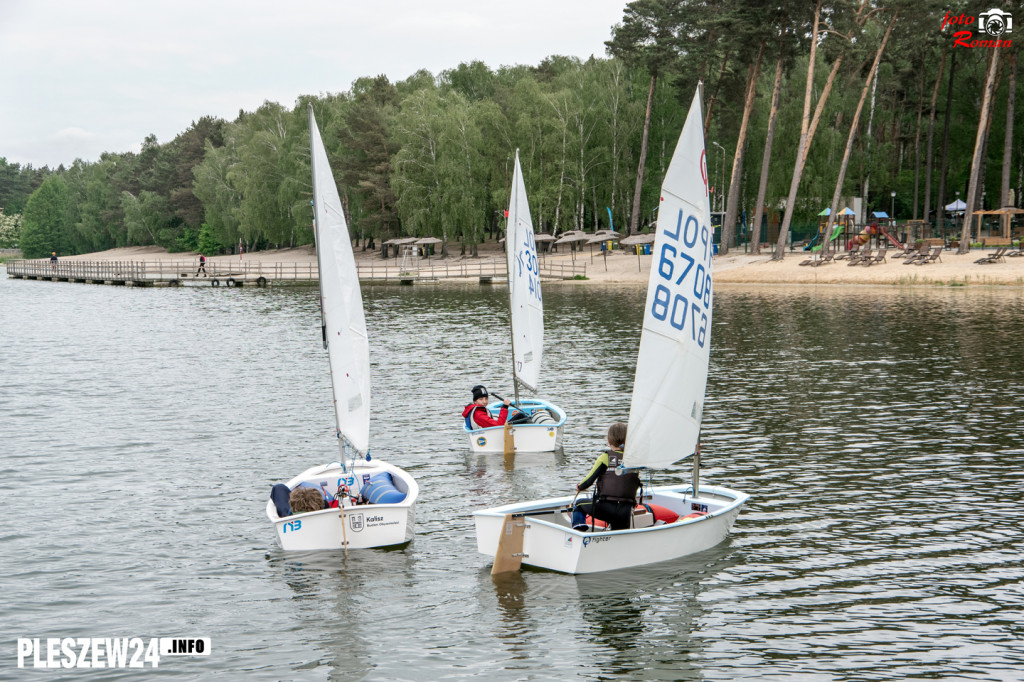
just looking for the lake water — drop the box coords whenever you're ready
[2,272,1023,680]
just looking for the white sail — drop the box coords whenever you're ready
[309,107,371,455]
[624,86,713,469]
[506,150,543,394]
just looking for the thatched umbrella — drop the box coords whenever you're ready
[620,233,655,271]
[414,236,442,258]
[587,232,622,270]
[553,232,590,261]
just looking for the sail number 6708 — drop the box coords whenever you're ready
[649,209,711,348]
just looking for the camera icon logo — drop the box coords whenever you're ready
[978,8,1013,37]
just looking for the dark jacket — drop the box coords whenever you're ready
[578,449,641,503]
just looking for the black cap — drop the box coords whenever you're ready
[472,385,488,401]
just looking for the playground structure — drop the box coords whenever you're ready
[805,207,856,252]
[805,207,904,253]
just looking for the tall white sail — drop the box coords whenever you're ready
[624,86,713,469]
[506,150,543,394]
[309,106,371,455]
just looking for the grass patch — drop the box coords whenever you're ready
[572,274,589,280]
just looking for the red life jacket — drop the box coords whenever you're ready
[462,403,508,429]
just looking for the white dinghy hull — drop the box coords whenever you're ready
[465,399,566,453]
[474,484,747,574]
[268,461,418,551]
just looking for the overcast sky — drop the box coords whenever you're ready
[0,0,627,169]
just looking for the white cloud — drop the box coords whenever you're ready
[0,0,625,168]
[52,127,97,142]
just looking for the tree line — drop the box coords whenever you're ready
[3,0,1020,260]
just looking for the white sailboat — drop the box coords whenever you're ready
[473,87,747,574]
[266,106,418,551]
[464,150,566,454]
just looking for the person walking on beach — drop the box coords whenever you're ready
[571,422,641,532]
[50,252,57,270]
[196,254,206,277]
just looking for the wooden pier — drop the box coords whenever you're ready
[4,258,585,287]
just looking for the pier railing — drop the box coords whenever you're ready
[5,257,586,283]
[4,259,314,281]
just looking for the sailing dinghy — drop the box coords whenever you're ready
[464,151,567,454]
[473,87,747,574]
[266,106,418,551]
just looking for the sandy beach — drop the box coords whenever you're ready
[58,241,1024,287]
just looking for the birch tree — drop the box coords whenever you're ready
[960,49,1001,252]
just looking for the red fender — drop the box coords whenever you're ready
[584,503,681,528]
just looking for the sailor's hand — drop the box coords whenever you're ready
[502,398,511,406]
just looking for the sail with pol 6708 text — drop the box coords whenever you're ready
[624,86,713,470]
[506,150,544,394]
[309,106,371,456]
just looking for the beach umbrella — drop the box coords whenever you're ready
[620,233,655,271]
[553,232,591,261]
[532,233,555,254]
[414,236,442,257]
[587,231,622,271]
[619,233,655,245]
[553,232,589,244]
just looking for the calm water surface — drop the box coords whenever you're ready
[1,271,1023,680]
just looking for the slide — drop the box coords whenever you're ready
[809,224,845,252]
[878,226,904,249]
[847,223,904,250]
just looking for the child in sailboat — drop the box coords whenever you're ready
[462,385,529,428]
[571,422,641,532]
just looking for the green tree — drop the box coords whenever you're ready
[339,77,400,249]
[20,176,70,258]
[121,190,171,246]
[193,140,241,251]
[0,211,20,248]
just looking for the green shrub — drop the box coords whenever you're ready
[173,227,199,253]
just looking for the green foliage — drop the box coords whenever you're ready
[0,158,49,215]
[0,211,20,248]
[175,227,199,252]
[196,223,222,255]
[20,176,70,258]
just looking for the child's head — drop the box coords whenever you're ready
[289,486,325,514]
[607,422,627,450]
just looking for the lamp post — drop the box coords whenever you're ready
[953,190,960,245]
[711,141,725,213]
[890,191,896,243]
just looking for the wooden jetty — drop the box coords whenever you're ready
[4,258,586,287]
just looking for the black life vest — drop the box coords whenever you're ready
[595,449,641,503]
